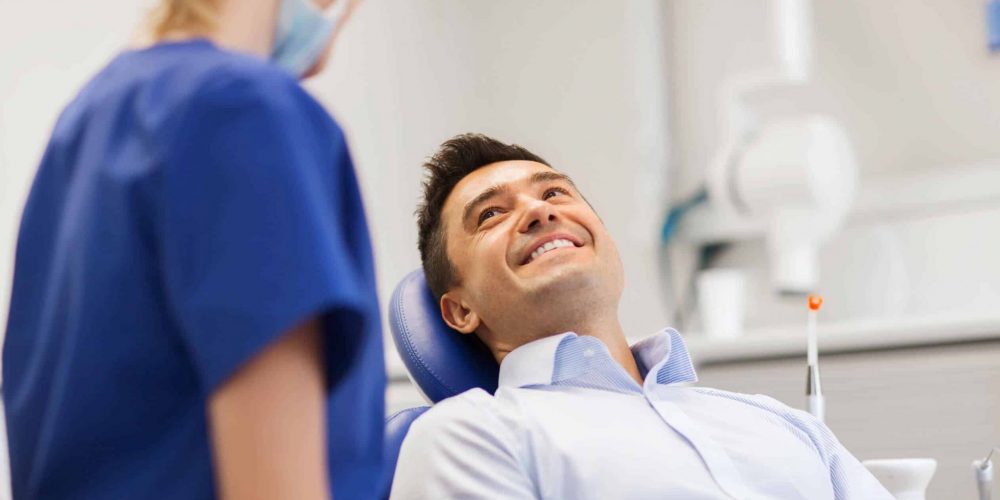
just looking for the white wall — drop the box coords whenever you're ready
[313,0,673,344]
[0,0,676,342]
[0,0,673,411]
[315,0,673,412]
[667,0,1000,329]
[670,0,1000,188]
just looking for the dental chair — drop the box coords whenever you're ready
[380,270,499,498]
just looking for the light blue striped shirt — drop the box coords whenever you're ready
[392,329,893,499]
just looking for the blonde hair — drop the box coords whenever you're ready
[147,0,220,40]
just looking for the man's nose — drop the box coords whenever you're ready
[517,199,557,233]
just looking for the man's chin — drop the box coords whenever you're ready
[522,265,600,297]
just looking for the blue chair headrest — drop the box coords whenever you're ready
[388,269,499,403]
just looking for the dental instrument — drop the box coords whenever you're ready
[975,447,998,500]
[806,295,824,421]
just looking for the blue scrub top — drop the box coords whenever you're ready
[3,40,385,499]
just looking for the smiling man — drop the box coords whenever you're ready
[390,134,891,499]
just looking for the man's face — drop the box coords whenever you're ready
[438,160,624,347]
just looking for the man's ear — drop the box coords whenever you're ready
[439,291,481,334]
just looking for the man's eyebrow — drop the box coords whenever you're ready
[462,184,510,227]
[530,170,577,188]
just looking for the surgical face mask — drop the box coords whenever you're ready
[271,0,349,78]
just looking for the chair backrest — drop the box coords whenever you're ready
[381,269,500,498]
[380,406,429,497]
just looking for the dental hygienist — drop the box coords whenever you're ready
[3,1,385,499]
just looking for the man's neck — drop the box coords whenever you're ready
[493,314,643,386]
[569,317,643,386]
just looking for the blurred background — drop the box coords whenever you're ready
[2,0,999,497]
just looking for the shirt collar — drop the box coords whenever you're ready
[497,328,698,391]
[497,332,572,389]
[632,328,699,387]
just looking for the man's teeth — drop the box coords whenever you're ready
[528,239,574,263]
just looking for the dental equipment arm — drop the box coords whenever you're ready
[690,0,857,296]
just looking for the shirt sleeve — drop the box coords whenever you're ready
[159,69,373,394]
[389,391,537,499]
[814,423,895,500]
[784,405,894,499]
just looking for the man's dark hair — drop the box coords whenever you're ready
[417,133,549,300]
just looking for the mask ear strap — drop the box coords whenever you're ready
[323,0,351,26]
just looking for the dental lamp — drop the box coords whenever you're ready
[704,113,857,294]
[681,0,858,295]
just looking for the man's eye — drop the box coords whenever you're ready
[477,208,499,226]
[544,187,568,200]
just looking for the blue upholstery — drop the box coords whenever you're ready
[388,269,499,403]
[380,406,429,497]
[381,269,500,499]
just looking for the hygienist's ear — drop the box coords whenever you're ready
[440,292,480,334]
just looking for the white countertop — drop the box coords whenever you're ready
[683,313,1000,365]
